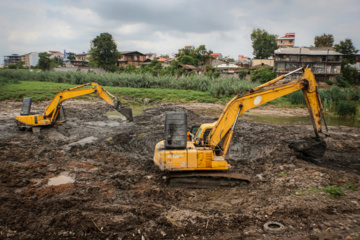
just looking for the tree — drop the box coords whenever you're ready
[334,38,359,64]
[15,61,24,69]
[38,52,52,70]
[68,52,76,63]
[250,29,278,59]
[89,33,121,72]
[178,55,197,66]
[177,45,212,66]
[223,56,235,62]
[314,33,334,47]
[52,57,63,67]
[250,65,276,83]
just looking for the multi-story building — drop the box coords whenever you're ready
[23,52,39,67]
[4,54,22,67]
[274,47,342,82]
[72,53,90,67]
[118,51,146,67]
[277,33,295,48]
[4,53,39,67]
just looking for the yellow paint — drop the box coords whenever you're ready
[16,82,121,127]
[153,67,327,172]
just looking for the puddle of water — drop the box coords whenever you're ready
[48,172,75,186]
[105,111,126,120]
[244,113,360,128]
[105,106,146,120]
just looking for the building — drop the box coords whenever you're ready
[203,53,226,67]
[4,52,39,67]
[178,64,197,73]
[118,51,146,67]
[4,54,22,67]
[214,63,240,73]
[251,59,274,68]
[274,47,342,82]
[209,53,223,60]
[351,54,360,71]
[49,50,64,59]
[277,33,295,48]
[145,53,157,60]
[157,58,173,68]
[237,55,251,68]
[72,53,90,67]
[23,52,39,67]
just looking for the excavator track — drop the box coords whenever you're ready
[166,172,251,188]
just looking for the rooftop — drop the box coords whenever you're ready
[275,47,342,55]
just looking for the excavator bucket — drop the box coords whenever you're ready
[117,106,133,122]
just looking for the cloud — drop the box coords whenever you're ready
[1,0,360,64]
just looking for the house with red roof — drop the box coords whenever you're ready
[209,53,223,60]
[277,33,295,48]
[49,50,64,59]
[237,55,250,67]
[157,58,173,67]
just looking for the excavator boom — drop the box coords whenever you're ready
[210,67,325,157]
[153,67,327,183]
[16,82,133,128]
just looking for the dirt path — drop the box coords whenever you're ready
[0,100,359,239]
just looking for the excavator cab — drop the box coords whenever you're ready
[164,112,187,149]
[20,97,33,116]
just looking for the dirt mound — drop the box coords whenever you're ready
[0,100,360,239]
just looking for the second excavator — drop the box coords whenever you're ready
[16,82,133,130]
[154,67,328,184]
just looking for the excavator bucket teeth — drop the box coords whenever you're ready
[117,106,133,122]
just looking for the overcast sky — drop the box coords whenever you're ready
[1,0,360,64]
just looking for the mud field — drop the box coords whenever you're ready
[0,100,360,240]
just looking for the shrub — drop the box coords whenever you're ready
[250,66,276,84]
[326,80,333,85]
[285,91,306,105]
[323,185,344,197]
[335,100,357,117]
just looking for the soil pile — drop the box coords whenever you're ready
[0,100,359,239]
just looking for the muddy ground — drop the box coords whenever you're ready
[0,100,359,240]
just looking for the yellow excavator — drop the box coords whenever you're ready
[154,67,328,183]
[16,82,133,130]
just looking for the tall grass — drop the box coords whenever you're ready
[0,76,20,86]
[1,70,359,117]
[283,86,360,117]
[0,70,259,97]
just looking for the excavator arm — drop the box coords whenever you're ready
[16,82,133,127]
[207,67,327,157]
[153,67,327,181]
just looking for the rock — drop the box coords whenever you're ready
[143,98,151,105]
